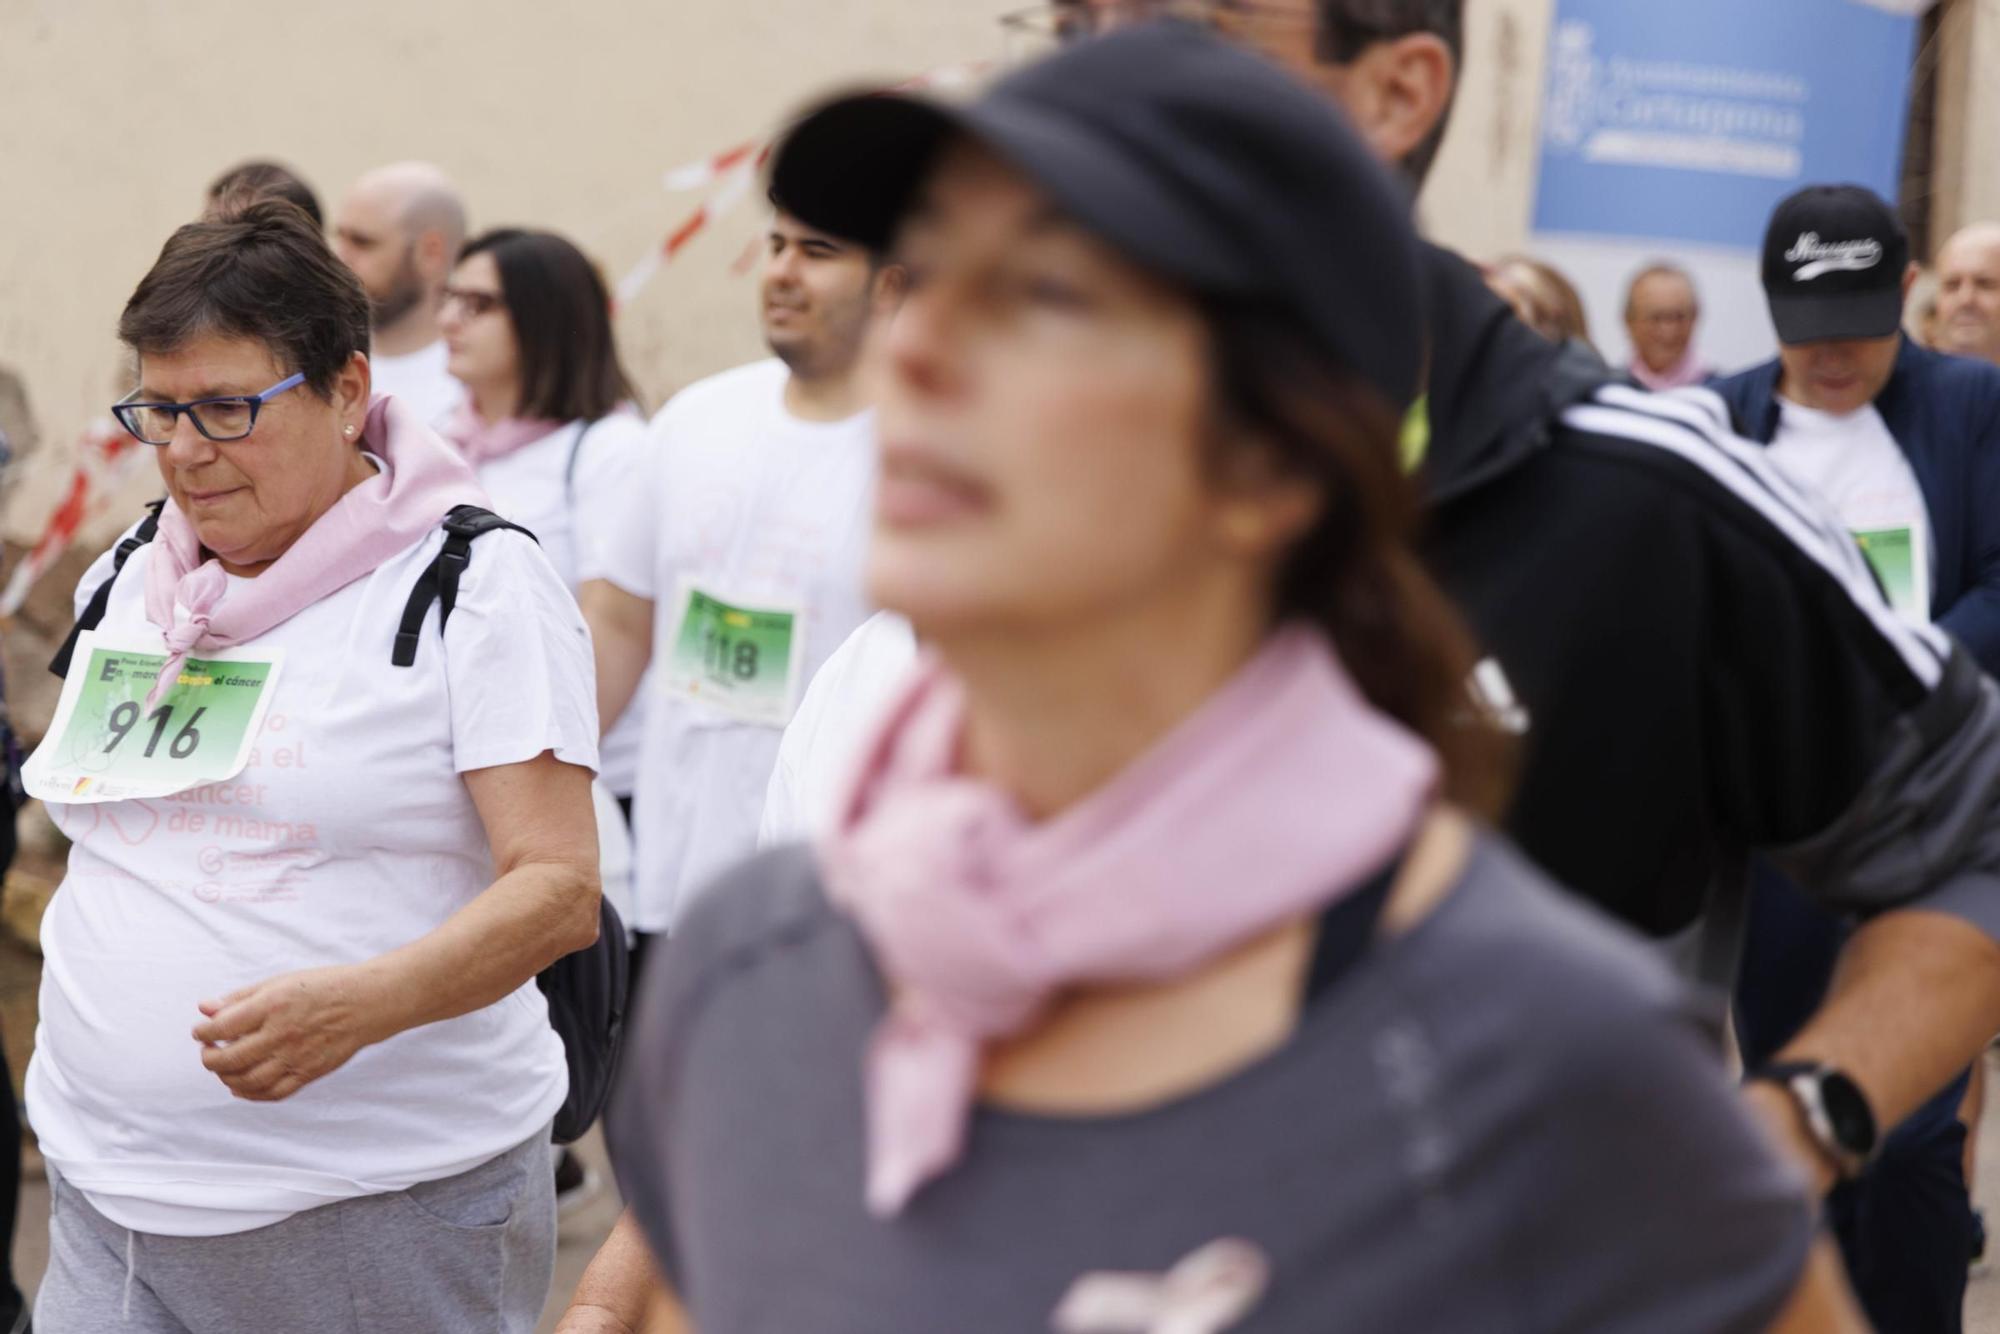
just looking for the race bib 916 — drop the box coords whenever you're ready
[24,631,283,804]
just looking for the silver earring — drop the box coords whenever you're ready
[344,425,356,437]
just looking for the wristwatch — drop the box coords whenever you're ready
[1750,1061,1879,1180]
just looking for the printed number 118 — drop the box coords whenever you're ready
[103,702,206,760]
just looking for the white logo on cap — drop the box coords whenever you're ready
[1786,232,1884,282]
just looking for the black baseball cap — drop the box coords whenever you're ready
[1761,185,1909,345]
[768,20,1423,411]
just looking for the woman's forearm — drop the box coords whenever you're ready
[354,857,600,1044]
[562,1211,669,1330]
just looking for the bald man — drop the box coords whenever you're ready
[332,161,469,425]
[1936,222,2000,367]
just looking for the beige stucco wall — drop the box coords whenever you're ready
[1930,0,2000,247]
[0,0,1716,550]
[1418,0,1551,264]
[0,0,1011,542]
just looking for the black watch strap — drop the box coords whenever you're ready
[1749,1061,1879,1179]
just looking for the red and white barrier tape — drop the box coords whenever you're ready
[616,59,992,305]
[0,418,149,618]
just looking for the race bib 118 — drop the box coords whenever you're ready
[660,579,804,727]
[24,631,283,804]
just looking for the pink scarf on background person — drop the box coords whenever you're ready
[1629,345,1712,392]
[437,401,564,467]
[818,624,1439,1218]
[143,395,489,701]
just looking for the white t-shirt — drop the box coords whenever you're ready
[1767,397,1933,621]
[27,515,598,1237]
[477,414,651,796]
[369,339,464,428]
[759,611,917,848]
[597,359,876,932]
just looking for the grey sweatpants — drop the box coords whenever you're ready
[36,1129,555,1333]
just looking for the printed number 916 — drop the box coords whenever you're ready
[103,702,207,760]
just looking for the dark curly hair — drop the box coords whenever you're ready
[119,198,370,399]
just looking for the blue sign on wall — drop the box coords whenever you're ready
[1533,0,1918,250]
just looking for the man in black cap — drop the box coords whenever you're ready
[1709,184,2000,1332]
[1028,0,2000,1311]
[1716,185,2000,665]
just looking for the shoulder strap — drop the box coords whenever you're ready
[49,500,165,679]
[563,420,594,511]
[391,505,538,668]
[1302,853,1405,1006]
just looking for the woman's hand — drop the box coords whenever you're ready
[191,964,391,1101]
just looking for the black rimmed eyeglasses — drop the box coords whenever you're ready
[112,371,306,447]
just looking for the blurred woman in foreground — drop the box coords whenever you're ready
[577,23,1861,1334]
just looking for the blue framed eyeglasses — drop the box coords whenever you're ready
[112,371,306,446]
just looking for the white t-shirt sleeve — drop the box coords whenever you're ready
[594,401,680,600]
[442,528,602,775]
[757,729,811,849]
[572,416,652,586]
[757,613,919,848]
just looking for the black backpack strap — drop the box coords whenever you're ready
[49,500,166,679]
[392,505,537,667]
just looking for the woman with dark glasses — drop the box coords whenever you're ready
[438,227,651,824]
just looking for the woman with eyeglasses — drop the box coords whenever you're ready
[438,226,650,1211]
[439,228,650,825]
[584,25,1862,1334]
[25,199,601,1333]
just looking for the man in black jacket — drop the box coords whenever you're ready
[1704,184,2000,1329]
[1045,0,2000,1290]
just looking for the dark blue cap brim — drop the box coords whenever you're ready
[1768,286,1904,345]
[770,91,1259,295]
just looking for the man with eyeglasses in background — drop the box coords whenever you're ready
[330,162,469,427]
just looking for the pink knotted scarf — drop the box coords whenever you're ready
[818,624,1439,1217]
[1629,346,1711,392]
[143,395,488,701]
[437,402,564,467]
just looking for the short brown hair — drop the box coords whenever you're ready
[119,199,371,399]
[205,160,323,229]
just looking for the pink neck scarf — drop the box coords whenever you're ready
[437,401,565,467]
[819,624,1438,1217]
[142,395,488,700]
[1629,346,1711,392]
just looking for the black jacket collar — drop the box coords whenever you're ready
[1418,243,1615,507]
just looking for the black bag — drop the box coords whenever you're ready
[55,503,628,1144]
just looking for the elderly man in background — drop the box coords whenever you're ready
[331,161,469,425]
[1935,222,2000,367]
[1622,261,1711,390]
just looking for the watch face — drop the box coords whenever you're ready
[1820,1071,1878,1156]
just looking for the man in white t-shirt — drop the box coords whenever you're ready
[1711,183,2000,1329]
[582,201,898,958]
[331,162,468,426]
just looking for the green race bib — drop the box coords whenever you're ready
[1853,526,1929,623]
[24,631,283,804]
[661,580,804,727]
